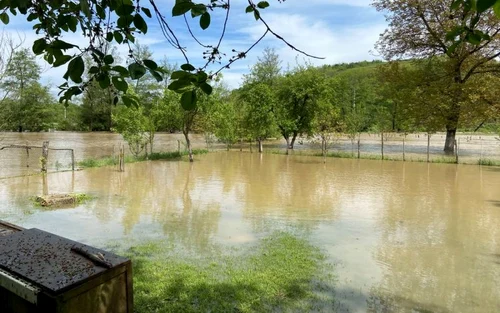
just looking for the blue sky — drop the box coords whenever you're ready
[3,0,387,91]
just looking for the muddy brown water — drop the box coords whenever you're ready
[0,135,500,312]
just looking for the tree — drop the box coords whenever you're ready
[0,0,320,110]
[374,0,500,153]
[275,66,323,150]
[1,48,43,131]
[240,83,277,153]
[80,47,121,131]
[112,101,150,157]
[243,47,282,86]
[312,79,343,158]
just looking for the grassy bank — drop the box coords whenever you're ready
[126,232,334,313]
[78,149,208,168]
[265,149,500,166]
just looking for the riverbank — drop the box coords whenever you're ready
[264,149,500,166]
[124,232,334,313]
[78,149,208,168]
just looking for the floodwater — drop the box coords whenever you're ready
[1,132,498,178]
[1,137,500,312]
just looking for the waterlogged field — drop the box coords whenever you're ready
[0,150,500,312]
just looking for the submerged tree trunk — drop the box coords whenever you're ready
[427,133,431,163]
[381,132,384,160]
[183,130,194,162]
[290,132,298,150]
[402,133,406,161]
[258,138,263,153]
[321,136,327,158]
[444,127,457,155]
[149,131,154,154]
[445,80,461,154]
[357,139,360,159]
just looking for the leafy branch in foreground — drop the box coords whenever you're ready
[0,0,322,110]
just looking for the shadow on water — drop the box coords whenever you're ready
[482,166,500,172]
[365,288,453,313]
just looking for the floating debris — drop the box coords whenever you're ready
[33,193,92,207]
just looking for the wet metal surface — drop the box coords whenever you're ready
[0,221,22,237]
[0,229,128,294]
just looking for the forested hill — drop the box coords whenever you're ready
[319,60,385,76]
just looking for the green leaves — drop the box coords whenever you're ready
[142,7,152,18]
[477,0,497,12]
[494,1,500,16]
[80,0,91,18]
[167,68,212,110]
[116,4,135,16]
[200,12,210,29]
[143,59,158,70]
[199,82,212,95]
[0,12,9,24]
[111,65,129,76]
[112,76,128,92]
[52,39,76,50]
[128,62,147,79]
[181,90,197,110]
[104,54,114,65]
[172,0,193,16]
[181,63,196,71]
[67,56,84,84]
[122,94,139,107]
[133,14,148,33]
[32,39,47,55]
[257,1,269,9]
[53,55,72,67]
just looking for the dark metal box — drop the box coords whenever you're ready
[0,227,133,313]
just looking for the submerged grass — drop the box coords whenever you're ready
[77,149,208,168]
[478,158,500,166]
[126,232,334,313]
[267,149,468,165]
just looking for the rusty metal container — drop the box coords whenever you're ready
[0,225,133,313]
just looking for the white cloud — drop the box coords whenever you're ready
[0,0,387,92]
[232,12,385,73]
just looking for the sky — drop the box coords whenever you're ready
[2,0,388,92]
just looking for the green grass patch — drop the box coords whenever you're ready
[77,149,209,169]
[478,158,500,166]
[127,232,334,313]
[264,149,480,165]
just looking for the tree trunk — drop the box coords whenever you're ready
[149,132,154,154]
[184,131,194,162]
[285,136,291,149]
[381,132,384,160]
[357,139,360,159]
[444,128,456,155]
[322,137,327,158]
[258,138,263,153]
[402,133,406,161]
[427,133,431,163]
[290,133,298,150]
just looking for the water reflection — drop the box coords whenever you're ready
[367,163,500,313]
[0,152,499,312]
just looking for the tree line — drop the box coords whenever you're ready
[0,44,498,161]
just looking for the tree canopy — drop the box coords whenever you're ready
[0,0,321,110]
